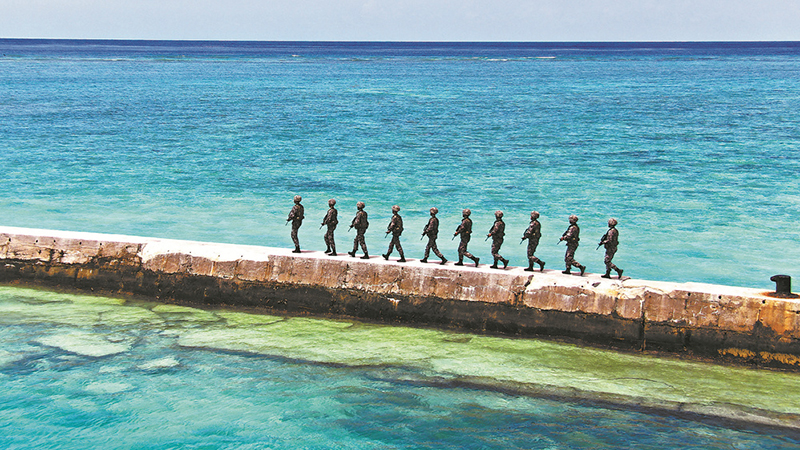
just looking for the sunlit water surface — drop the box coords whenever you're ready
[1,40,799,288]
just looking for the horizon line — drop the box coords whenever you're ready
[3,37,800,44]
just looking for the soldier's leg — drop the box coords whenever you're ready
[497,240,508,268]
[603,250,613,277]
[525,240,544,272]
[466,250,480,266]
[422,240,431,261]
[384,239,394,259]
[291,227,301,252]
[358,232,369,258]
[456,241,466,265]
[431,240,446,262]
[396,238,405,261]
[568,244,586,275]
[525,241,535,271]
[328,229,337,256]
[603,248,621,278]
[490,241,503,268]
[563,247,574,273]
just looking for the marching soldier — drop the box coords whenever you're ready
[599,218,624,279]
[421,207,447,265]
[522,211,545,272]
[559,214,586,276]
[453,209,480,267]
[348,201,370,259]
[286,195,304,253]
[487,210,509,269]
[383,205,406,262]
[322,198,338,256]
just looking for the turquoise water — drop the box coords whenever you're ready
[2,41,800,447]
[1,286,799,449]
[2,40,799,288]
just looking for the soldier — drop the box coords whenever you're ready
[453,209,480,267]
[522,211,545,272]
[559,214,586,276]
[286,195,304,253]
[421,207,447,265]
[347,201,370,259]
[487,210,509,269]
[383,205,406,262]
[321,198,338,256]
[599,218,624,279]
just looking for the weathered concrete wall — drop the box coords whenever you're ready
[2,226,799,369]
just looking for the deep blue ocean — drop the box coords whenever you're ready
[2,40,800,448]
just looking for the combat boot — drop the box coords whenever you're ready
[524,260,535,272]
[579,265,586,276]
[455,259,464,266]
[348,251,356,257]
[538,261,545,272]
[329,251,337,257]
[490,259,499,269]
[502,258,509,269]
[398,257,406,263]
[382,253,389,260]
[361,253,370,260]
[293,247,301,254]
[601,269,612,279]
[562,268,571,274]
[440,258,447,265]
[473,257,480,267]
[420,258,428,263]
[616,268,624,279]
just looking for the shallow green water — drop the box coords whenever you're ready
[1,285,798,448]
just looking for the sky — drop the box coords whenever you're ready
[2,0,800,41]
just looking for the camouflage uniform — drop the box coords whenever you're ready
[487,212,509,269]
[522,212,545,271]
[287,196,304,253]
[348,203,369,259]
[454,210,480,267]
[560,215,585,275]
[383,206,406,262]
[421,209,446,264]
[322,200,338,256]
[599,218,623,279]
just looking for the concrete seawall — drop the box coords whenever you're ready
[2,226,799,370]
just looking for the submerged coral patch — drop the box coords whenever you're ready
[36,331,131,357]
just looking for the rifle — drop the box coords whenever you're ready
[520,238,525,245]
[597,232,608,250]
[284,221,289,227]
[319,224,324,230]
[484,235,490,242]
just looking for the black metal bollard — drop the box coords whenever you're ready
[770,274,792,297]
